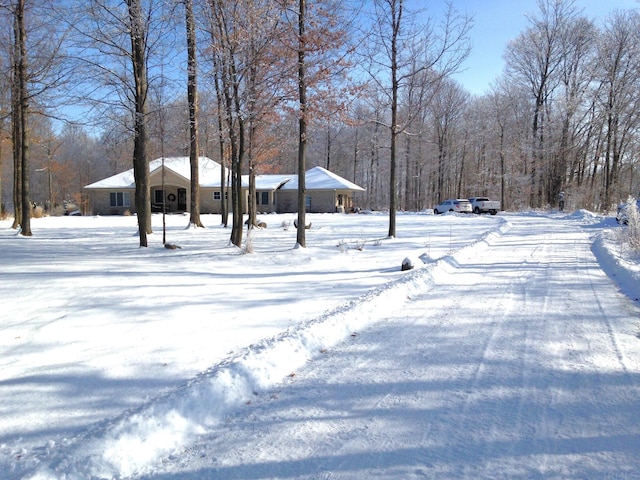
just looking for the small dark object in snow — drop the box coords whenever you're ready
[401,257,415,271]
[164,243,182,250]
[293,219,312,229]
[245,218,267,228]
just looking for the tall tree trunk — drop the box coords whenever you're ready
[247,59,258,228]
[127,0,151,247]
[217,113,228,228]
[387,0,401,238]
[214,69,228,227]
[325,124,331,171]
[296,0,307,247]
[185,0,203,228]
[0,135,3,219]
[403,134,410,210]
[210,34,228,227]
[230,67,245,247]
[11,9,22,231]
[499,124,506,210]
[352,128,358,190]
[210,0,244,248]
[531,94,543,208]
[15,0,31,236]
[457,135,466,198]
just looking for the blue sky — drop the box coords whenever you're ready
[440,0,640,96]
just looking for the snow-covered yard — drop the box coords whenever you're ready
[1,210,639,479]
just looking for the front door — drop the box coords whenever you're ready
[178,188,187,212]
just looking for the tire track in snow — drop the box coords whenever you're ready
[580,240,630,375]
[450,216,640,478]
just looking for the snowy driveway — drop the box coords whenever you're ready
[147,214,640,479]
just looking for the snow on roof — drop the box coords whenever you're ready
[251,174,294,190]
[84,157,221,189]
[280,166,365,191]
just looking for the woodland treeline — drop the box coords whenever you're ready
[1,0,639,244]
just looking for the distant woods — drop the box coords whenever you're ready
[1,0,639,238]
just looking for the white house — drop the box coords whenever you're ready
[83,157,365,215]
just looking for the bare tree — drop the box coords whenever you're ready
[7,0,23,231]
[365,0,471,237]
[553,15,596,205]
[2,0,30,232]
[204,0,248,248]
[593,10,640,208]
[295,0,308,247]
[429,78,469,202]
[55,123,99,213]
[12,0,29,234]
[203,0,345,246]
[0,1,70,232]
[0,86,8,217]
[184,0,203,228]
[70,0,174,246]
[505,0,581,207]
[127,0,152,246]
[210,65,229,227]
[285,0,361,244]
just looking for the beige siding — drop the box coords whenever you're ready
[89,188,354,215]
[275,191,297,213]
[275,190,355,213]
[308,191,335,213]
[89,190,133,215]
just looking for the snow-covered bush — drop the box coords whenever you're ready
[618,196,640,254]
[354,238,366,251]
[280,220,291,230]
[337,237,369,252]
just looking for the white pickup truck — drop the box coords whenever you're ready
[468,197,500,215]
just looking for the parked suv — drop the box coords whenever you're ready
[434,198,472,214]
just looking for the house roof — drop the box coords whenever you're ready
[84,157,221,189]
[280,166,365,191]
[84,159,364,192]
[250,174,293,190]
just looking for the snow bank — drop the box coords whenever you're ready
[592,233,640,301]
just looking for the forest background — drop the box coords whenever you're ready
[1,0,640,233]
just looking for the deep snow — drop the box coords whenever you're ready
[1,210,639,479]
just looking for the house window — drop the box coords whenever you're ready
[154,189,164,204]
[256,191,269,206]
[110,192,130,207]
[214,191,228,201]
[305,195,311,208]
